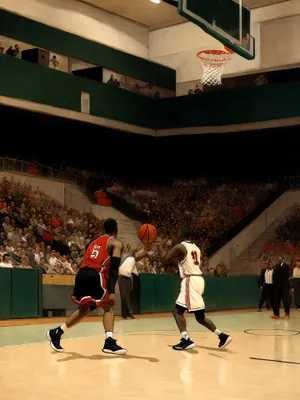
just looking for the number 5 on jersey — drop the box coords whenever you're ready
[91,244,102,259]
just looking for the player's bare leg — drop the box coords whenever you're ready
[46,303,91,352]
[194,310,232,349]
[172,305,195,350]
[65,303,92,328]
[103,304,114,333]
[102,304,127,355]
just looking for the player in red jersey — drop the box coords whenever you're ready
[46,218,127,355]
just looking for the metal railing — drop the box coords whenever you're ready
[0,157,78,185]
[289,176,300,190]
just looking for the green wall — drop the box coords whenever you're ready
[157,82,300,129]
[0,54,155,129]
[140,275,260,313]
[0,269,42,319]
[2,52,300,131]
[0,9,175,90]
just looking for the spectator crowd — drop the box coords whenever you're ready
[0,166,279,278]
[105,177,278,256]
[261,206,300,267]
[0,176,103,275]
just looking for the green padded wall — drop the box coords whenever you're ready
[157,81,300,129]
[0,9,176,90]
[11,269,40,318]
[0,269,12,319]
[140,274,156,313]
[140,275,260,313]
[0,54,155,129]
[0,269,42,319]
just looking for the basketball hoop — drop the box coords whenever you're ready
[196,48,233,86]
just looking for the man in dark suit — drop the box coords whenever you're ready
[272,256,292,319]
[258,260,274,312]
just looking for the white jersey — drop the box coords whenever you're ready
[178,241,202,279]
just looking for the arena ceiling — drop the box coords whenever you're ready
[80,0,291,30]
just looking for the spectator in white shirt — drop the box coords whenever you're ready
[118,247,148,319]
[2,216,13,235]
[291,259,300,310]
[37,219,46,236]
[0,253,13,268]
[49,250,58,267]
[19,256,32,269]
[258,260,274,312]
[5,239,15,254]
[61,255,75,274]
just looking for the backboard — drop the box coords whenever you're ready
[164,0,255,60]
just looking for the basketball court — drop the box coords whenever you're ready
[1,310,300,399]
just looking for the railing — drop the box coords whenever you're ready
[289,176,300,190]
[0,157,78,185]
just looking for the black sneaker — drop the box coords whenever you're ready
[257,309,262,312]
[128,314,135,319]
[102,337,127,355]
[172,338,195,351]
[218,333,232,349]
[46,327,64,352]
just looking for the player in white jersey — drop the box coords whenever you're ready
[157,227,232,351]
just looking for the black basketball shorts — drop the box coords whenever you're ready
[71,267,109,308]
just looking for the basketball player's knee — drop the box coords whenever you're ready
[194,310,205,323]
[103,304,113,313]
[79,303,92,315]
[173,304,185,318]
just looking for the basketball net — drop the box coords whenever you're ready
[196,48,233,86]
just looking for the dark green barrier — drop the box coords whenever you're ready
[2,54,300,131]
[157,82,300,129]
[0,269,42,319]
[0,269,12,319]
[0,9,175,90]
[0,54,155,129]
[140,274,260,313]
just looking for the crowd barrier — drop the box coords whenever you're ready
[0,269,42,319]
[0,271,259,320]
[140,274,260,313]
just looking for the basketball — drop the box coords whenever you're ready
[138,224,157,243]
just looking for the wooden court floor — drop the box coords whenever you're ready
[1,309,300,400]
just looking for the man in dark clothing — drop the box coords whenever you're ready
[272,256,292,319]
[257,260,274,312]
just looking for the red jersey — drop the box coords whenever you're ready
[80,235,113,276]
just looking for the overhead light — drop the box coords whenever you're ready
[150,0,161,4]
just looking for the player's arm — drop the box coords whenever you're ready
[156,243,186,264]
[107,239,123,295]
[134,248,149,262]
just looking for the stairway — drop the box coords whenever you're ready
[63,185,140,248]
[230,207,295,275]
[91,204,140,248]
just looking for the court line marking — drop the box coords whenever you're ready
[250,357,300,365]
[244,329,300,336]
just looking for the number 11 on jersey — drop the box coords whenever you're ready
[191,251,199,265]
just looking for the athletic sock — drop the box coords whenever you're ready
[60,323,68,334]
[106,331,114,339]
[181,331,189,340]
[214,329,221,336]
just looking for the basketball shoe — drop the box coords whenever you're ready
[218,333,232,349]
[172,338,195,351]
[102,337,127,355]
[46,327,64,352]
